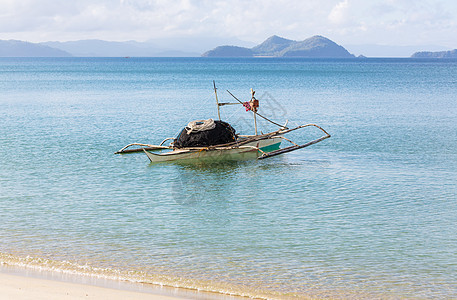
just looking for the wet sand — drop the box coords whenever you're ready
[0,272,186,300]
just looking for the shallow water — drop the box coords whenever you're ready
[0,57,456,299]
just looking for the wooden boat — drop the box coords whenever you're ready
[115,82,330,163]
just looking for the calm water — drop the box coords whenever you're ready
[0,57,456,299]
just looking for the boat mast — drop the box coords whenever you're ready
[251,88,258,135]
[213,80,221,120]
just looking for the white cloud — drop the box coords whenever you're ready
[0,0,456,48]
[328,0,350,24]
[0,0,332,42]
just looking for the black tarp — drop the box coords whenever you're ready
[174,120,236,148]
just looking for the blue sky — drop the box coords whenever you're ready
[1,0,456,48]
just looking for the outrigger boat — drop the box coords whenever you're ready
[115,82,330,163]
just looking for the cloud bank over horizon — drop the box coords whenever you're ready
[0,0,456,48]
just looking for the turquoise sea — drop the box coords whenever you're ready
[0,57,456,299]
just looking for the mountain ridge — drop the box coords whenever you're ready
[42,39,199,57]
[202,35,355,58]
[251,35,295,56]
[0,40,71,57]
[2,37,453,58]
[411,49,457,58]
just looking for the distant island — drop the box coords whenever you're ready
[202,35,355,58]
[41,40,198,57]
[1,36,454,58]
[0,40,71,57]
[411,49,457,58]
[0,39,199,57]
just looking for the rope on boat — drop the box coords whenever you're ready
[186,119,216,134]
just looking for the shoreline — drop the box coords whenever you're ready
[0,272,181,300]
[0,264,244,300]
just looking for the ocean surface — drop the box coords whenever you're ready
[0,57,456,299]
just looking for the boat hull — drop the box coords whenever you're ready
[144,138,282,163]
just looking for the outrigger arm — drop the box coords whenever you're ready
[257,124,331,159]
[115,137,174,154]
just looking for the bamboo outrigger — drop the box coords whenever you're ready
[115,82,330,163]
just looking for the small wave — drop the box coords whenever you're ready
[0,252,308,299]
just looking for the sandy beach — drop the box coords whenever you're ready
[0,272,185,300]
